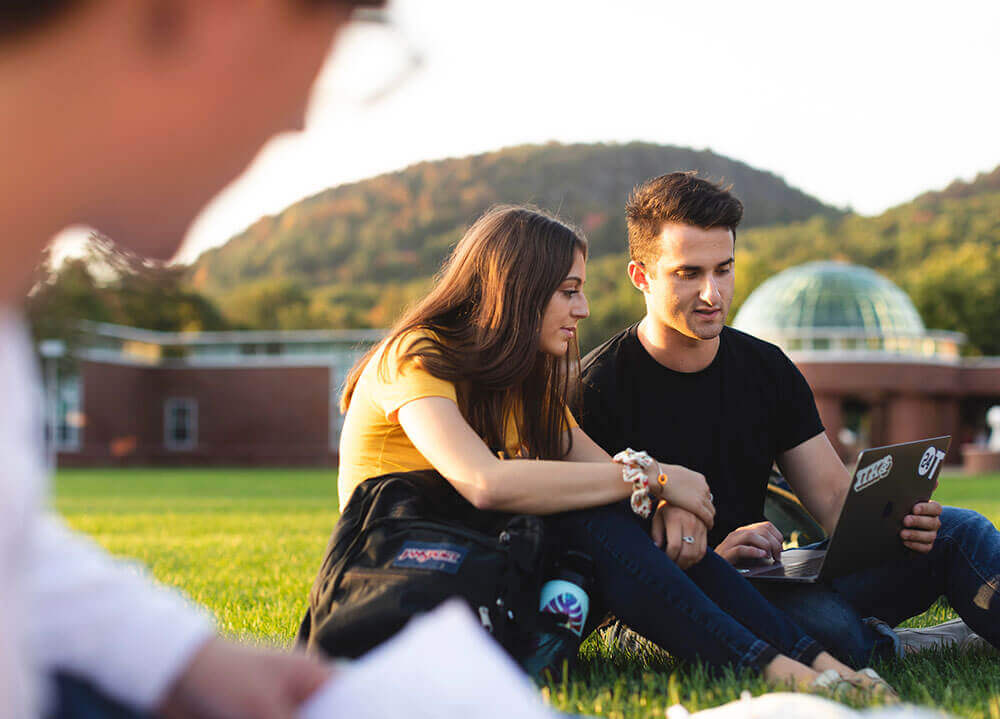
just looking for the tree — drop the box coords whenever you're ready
[27,234,229,354]
[903,243,1000,356]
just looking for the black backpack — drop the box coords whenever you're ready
[296,470,576,667]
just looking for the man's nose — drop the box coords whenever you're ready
[700,277,721,305]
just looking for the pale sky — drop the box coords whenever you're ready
[53,0,1000,265]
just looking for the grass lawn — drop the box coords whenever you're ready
[54,468,1000,717]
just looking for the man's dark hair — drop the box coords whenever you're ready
[626,171,744,265]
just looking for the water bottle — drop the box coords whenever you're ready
[521,550,592,679]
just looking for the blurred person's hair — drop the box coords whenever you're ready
[342,205,588,461]
[626,172,743,267]
[0,0,85,38]
[0,0,386,41]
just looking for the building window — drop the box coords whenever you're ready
[56,376,83,451]
[164,398,197,451]
[45,374,82,453]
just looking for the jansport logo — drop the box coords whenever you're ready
[854,455,893,492]
[392,542,467,574]
[398,548,462,564]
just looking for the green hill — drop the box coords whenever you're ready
[189,142,838,291]
[187,141,841,336]
[30,144,1000,357]
[186,146,1000,355]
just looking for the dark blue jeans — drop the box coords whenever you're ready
[549,501,824,673]
[47,673,149,719]
[758,506,1000,666]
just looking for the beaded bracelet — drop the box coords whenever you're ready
[612,448,656,518]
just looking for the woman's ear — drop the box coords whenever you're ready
[627,260,650,294]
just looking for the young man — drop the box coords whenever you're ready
[0,1,375,716]
[576,172,999,665]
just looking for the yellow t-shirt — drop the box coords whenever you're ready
[337,330,577,510]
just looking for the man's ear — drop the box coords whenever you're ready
[627,260,650,293]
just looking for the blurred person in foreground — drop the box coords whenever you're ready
[0,0,381,716]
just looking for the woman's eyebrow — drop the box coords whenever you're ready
[562,276,583,286]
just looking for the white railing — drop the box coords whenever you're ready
[749,327,966,363]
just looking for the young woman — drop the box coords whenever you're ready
[337,205,892,695]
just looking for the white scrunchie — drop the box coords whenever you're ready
[612,448,655,518]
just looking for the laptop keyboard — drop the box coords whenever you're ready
[778,555,825,578]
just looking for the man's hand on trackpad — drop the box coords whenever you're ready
[716,521,783,566]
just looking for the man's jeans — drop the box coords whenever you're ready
[757,506,1000,666]
[549,501,823,673]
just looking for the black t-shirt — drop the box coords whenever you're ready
[576,324,824,546]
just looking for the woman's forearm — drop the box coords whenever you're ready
[399,397,639,514]
[462,459,632,514]
[397,397,686,516]
[466,457,715,530]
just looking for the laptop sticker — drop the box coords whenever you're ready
[917,446,946,480]
[854,455,893,492]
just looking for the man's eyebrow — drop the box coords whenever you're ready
[668,258,734,273]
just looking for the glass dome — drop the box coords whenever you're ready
[732,261,926,336]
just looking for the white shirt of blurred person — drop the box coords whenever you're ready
[0,0,382,717]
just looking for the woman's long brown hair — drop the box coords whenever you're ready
[341,205,588,460]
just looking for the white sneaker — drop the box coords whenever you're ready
[894,618,994,654]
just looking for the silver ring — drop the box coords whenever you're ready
[709,493,714,503]
[681,535,695,544]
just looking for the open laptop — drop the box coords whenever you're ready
[741,435,951,583]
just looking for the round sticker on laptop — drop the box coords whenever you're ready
[917,446,946,479]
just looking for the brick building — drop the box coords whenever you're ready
[44,324,384,466]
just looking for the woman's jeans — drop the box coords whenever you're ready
[549,501,824,673]
[757,506,1000,666]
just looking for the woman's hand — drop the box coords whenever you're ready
[650,502,708,570]
[652,463,714,528]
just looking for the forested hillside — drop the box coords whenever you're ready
[912,165,1000,204]
[30,147,1000,356]
[190,142,837,294]
[185,141,839,335]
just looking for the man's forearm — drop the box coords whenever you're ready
[777,432,852,536]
